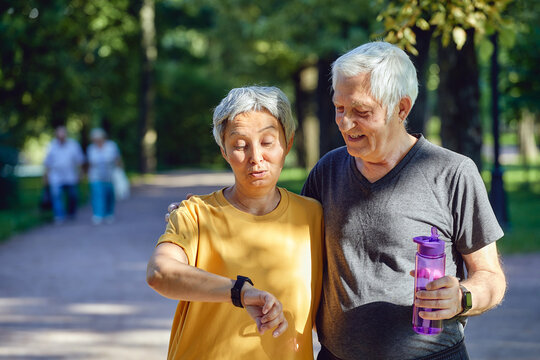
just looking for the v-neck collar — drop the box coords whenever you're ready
[349,134,426,189]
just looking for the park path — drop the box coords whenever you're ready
[0,170,538,359]
[0,171,235,359]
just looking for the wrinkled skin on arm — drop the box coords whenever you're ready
[147,242,288,337]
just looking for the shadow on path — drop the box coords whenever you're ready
[0,170,233,360]
[465,253,540,360]
[1,170,538,359]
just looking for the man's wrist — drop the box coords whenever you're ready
[457,284,472,316]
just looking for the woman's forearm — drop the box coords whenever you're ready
[147,250,235,302]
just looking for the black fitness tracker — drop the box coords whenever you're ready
[459,284,472,315]
[231,275,253,308]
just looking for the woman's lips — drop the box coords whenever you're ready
[249,170,267,178]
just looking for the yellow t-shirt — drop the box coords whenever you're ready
[157,187,323,360]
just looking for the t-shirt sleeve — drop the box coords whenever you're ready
[451,158,504,254]
[301,164,322,202]
[157,204,199,265]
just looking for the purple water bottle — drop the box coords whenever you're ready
[412,226,446,335]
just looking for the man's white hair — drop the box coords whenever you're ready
[331,41,418,123]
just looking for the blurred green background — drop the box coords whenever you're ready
[0,0,538,251]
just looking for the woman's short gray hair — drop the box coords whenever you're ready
[213,86,296,149]
[331,41,418,123]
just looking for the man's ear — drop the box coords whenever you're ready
[398,96,413,123]
[286,134,294,155]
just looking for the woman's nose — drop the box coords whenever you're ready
[249,146,264,164]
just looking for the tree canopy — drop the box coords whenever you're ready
[0,0,537,174]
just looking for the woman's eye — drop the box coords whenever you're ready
[335,106,344,113]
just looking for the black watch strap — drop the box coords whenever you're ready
[459,284,472,316]
[231,275,253,308]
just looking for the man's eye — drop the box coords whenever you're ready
[355,110,369,117]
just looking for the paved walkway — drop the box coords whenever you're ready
[0,171,538,359]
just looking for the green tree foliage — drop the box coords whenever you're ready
[378,0,510,53]
[153,0,233,168]
[0,1,140,166]
[149,0,381,168]
[4,0,536,175]
[197,0,380,162]
[377,0,511,168]
[500,0,540,117]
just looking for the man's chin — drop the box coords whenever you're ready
[345,145,366,158]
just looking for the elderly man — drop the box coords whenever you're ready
[302,41,506,359]
[44,125,85,223]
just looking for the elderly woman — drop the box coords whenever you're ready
[87,128,121,224]
[146,86,323,360]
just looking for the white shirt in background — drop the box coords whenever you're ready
[44,139,85,186]
[87,140,120,182]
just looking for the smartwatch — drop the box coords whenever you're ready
[459,284,472,315]
[231,275,253,308]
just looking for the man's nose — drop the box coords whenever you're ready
[337,111,355,132]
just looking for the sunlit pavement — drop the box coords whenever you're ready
[0,170,538,359]
[465,253,540,360]
[0,170,233,360]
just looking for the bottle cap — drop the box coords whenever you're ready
[413,227,445,256]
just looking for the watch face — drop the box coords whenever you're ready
[461,286,472,311]
[464,291,472,309]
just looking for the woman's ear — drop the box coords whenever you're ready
[286,134,294,155]
[220,146,229,163]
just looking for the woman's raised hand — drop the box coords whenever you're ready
[242,285,288,338]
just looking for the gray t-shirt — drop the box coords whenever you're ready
[302,135,503,360]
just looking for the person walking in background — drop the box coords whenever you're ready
[43,125,85,224]
[87,128,121,225]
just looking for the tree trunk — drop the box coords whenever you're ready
[139,0,157,173]
[437,28,482,169]
[317,56,343,158]
[294,65,319,169]
[407,27,433,135]
[519,109,539,163]
[293,69,306,169]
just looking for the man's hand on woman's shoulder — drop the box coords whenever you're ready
[165,193,194,222]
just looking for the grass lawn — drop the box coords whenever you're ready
[482,163,540,254]
[0,177,89,243]
[277,167,310,194]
